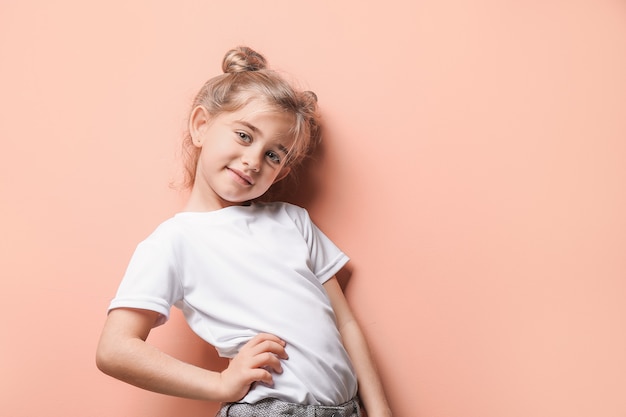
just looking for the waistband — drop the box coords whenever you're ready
[217,397,361,417]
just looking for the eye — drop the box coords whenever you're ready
[266,150,281,164]
[237,131,252,143]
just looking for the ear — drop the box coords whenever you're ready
[189,105,211,147]
[273,166,291,184]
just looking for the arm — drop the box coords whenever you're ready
[324,277,393,417]
[96,307,287,402]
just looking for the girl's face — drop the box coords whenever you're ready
[187,99,295,211]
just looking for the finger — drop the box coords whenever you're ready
[241,339,288,359]
[250,340,289,359]
[250,352,284,374]
[248,368,275,386]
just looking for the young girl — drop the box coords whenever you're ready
[96,46,392,417]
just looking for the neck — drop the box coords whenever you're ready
[184,186,240,212]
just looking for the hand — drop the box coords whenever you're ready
[219,333,288,402]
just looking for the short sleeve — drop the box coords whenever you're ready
[293,206,350,284]
[108,228,183,326]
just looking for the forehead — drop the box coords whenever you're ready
[223,100,296,144]
[228,99,294,125]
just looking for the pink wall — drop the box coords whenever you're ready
[1,1,625,416]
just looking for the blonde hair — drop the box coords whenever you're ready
[181,46,321,188]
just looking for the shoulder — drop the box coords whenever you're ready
[135,216,189,253]
[145,216,184,239]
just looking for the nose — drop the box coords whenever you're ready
[241,148,263,172]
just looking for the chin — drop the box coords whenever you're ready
[219,194,257,206]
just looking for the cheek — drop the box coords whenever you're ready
[258,170,280,186]
[201,140,236,161]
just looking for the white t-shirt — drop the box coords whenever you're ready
[108,202,358,405]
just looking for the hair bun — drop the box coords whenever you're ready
[222,46,267,74]
[302,90,318,104]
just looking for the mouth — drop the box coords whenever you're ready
[227,167,254,186]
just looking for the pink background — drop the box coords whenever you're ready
[2,1,626,416]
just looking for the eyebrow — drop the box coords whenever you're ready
[238,120,290,155]
[277,144,289,155]
[238,121,260,134]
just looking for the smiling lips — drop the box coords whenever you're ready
[227,167,254,186]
